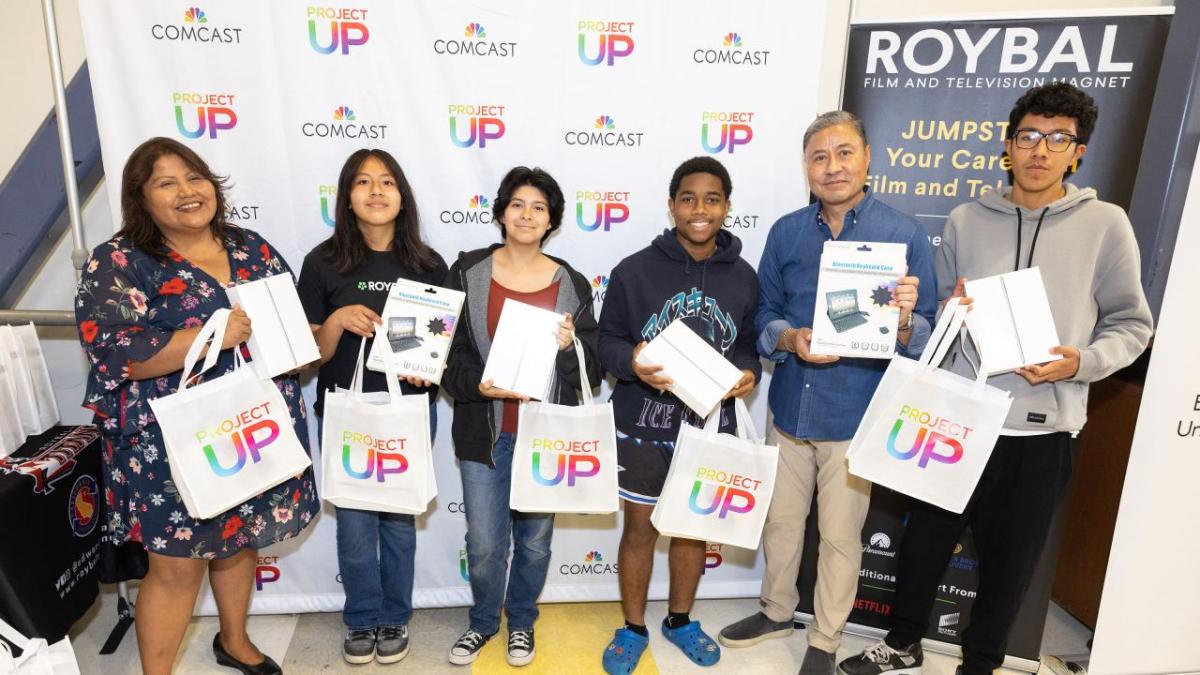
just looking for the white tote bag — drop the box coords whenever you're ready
[0,618,81,674]
[12,324,59,433]
[651,399,778,550]
[0,326,40,436]
[0,359,26,458]
[148,309,312,519]
[846,298,1014,513]
[510,337,618,514]
[321,337,436,515]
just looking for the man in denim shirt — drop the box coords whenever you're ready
[719,111,937,675]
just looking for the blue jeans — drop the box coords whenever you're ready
[321,405,436,630]
[459,432,555,634]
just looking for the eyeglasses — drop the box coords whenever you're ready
[1011,128,1079,153]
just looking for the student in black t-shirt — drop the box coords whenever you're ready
[296,148,447,666]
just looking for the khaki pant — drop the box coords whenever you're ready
[759,423,871,653]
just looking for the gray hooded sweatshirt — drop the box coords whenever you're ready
[936,184,1154,433]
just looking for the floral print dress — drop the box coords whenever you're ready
[75,228,319,559]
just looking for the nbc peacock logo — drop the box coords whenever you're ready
[302,105,387,140]
[440,193,493,224]
[333,106,355,121]
[434,19,516,57]
[591,275,609,305]
[694,33,770,66]
[565,114,644,148]
[153,7,242,44]
[560,550,618,575]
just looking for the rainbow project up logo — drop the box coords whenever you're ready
[318,184,337,226]
[448,104,506,148]
[308,6,370,54]
[173,92,237,139]
[340,430,409,482]
[885,405,970,468]
[578,19,635,66]
[700,111,754,154]
[688,466,761,519]
[575,189,630,232]
[197,402,280,477]
[532,438,601,486]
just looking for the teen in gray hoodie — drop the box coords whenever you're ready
[839,84,1152,675]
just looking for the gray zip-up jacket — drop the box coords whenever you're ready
[936,184,1153,433]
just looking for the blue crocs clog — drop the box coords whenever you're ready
[602,627,649,675]
[662,620,721,666]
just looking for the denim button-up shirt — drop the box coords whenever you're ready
[757,190,938,441]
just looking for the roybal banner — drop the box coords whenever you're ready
[78,0,826,613]
[802,8,1171,667]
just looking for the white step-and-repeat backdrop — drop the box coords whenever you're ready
[78,1,827,613]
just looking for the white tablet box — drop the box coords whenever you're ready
[810,241,907,359]
[481,299,563,401]
[224,274,320,379]
[634,320,743,417]
[367,279,465,385]
[964,267,1062,376]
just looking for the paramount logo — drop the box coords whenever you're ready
[864,531,896,558]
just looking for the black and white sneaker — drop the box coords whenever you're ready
[448,629,494,665]
[837,639,923,675]
[375,625,410,664]
[343,628,376,665]
[506,629,535,667]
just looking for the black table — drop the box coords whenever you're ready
[0,426,101,643]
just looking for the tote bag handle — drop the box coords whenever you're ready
[349,335,404,404]
[180,308,247,391]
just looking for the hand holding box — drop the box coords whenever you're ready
[224,274,321,379]
[481,299,563,400]
[634,320,743,417]
[964,267,1062,375]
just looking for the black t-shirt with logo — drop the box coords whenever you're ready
[296,246,449,416]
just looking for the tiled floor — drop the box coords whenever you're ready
[69,585,1092,674]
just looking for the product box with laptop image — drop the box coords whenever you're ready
[367,278,465,384]
[810,240,907,359]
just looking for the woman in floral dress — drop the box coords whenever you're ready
[75,137,318,675]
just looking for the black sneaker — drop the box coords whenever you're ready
[507,629,535,667]
[718,612,794,648]
[343,628,376,665]
[448,629,494,665]
[376,625,410,664]
[837,639,923,675]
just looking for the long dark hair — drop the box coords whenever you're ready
[319,148,438,275]
[117,137,236,258]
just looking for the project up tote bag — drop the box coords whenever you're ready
[320,337,436,515]
[148,309,312,519]
[846,298,1014,513]
[651,398,778,549]
[510,337,618,514]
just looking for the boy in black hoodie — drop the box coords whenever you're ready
[599,157,761,674]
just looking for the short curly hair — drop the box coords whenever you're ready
[1008,82,1099,145]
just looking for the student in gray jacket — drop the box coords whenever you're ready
[839,83,1153,675]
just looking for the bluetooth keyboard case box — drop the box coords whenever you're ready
[810,241,906,359]
[224,273,321,379]
[367,278,465,385]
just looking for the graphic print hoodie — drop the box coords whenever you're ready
[598,228,762,441]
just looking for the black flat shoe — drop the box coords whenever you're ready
[212,632,282,674]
